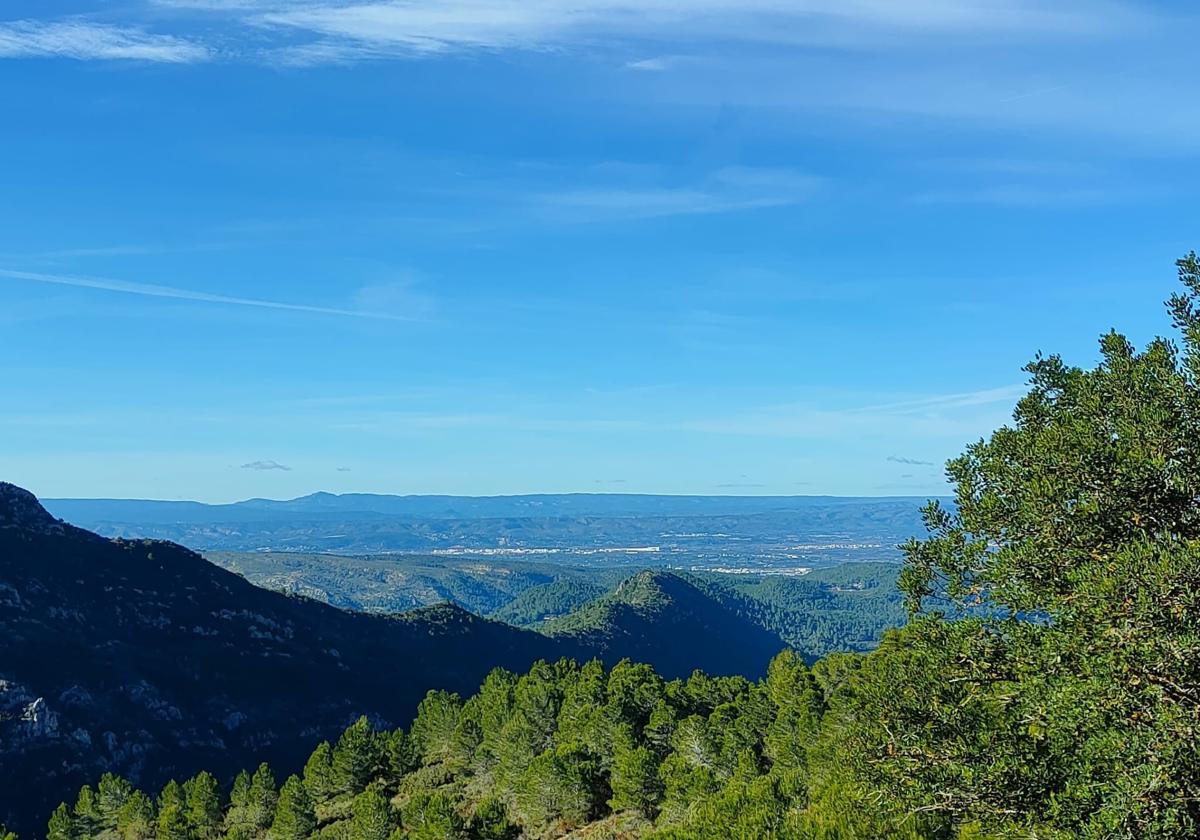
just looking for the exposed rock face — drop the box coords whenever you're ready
[0,482,576,835]
[20,697,60,739]
[1,679,57,747]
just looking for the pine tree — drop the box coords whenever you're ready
[384,730,416,783]
[155,804,189,840]
[332,716,376,794]
[223,770,253,835]
[157,781,185,815]
[183,771,221,839]
[401,791,464,840]
[115,791,156,840]
[347,790,393,840]
[410,691,463,766]
[302,741,335,802]
[270,776,315,840]
[46,806,73,840]
[73,785,100,838]
[610,726,662,817]
[247,763,278,831]
[96,774,134,830]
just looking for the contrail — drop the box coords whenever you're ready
[0,267,417,322]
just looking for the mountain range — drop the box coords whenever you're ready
[41,492,936,554]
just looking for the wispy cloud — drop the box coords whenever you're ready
[0,19,209,62]
[145,0,1146,64]
[531,167,821,222]
[625,55,682,72]
[888,455,935,466]
[241,459,291,471]
[0,268,421,322]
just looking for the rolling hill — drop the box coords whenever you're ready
[541,570,787,679]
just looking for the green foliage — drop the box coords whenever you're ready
[184,772,222,839]
[46,805,72,840]
[115,791,155,840]
[332,717,377,794]
[399,791,464,840]
[609,728,662,817]
[97,773,135,830]
[271,776,316,840]
[346,791,391,840]
[410,690,464,767]
[302,742,335,802]
[73,785,100,837]
[243,764,279,832]
[155,804,189,840]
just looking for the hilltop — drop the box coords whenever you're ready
[542,570,786,679]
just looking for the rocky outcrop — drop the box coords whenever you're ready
[0,482,64,534]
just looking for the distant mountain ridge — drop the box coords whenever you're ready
[46,490,939,521]
[41,491,939,554]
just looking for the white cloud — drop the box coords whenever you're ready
[0,19,209,62]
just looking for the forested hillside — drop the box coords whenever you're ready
[0,485,575,835]
[11,254,1200,839]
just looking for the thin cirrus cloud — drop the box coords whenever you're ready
[138,0,1149,64]
[531,167,822,222]
[0,19,209,62]
[0,268,422,322]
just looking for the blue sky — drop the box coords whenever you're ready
[1,0,1197,502]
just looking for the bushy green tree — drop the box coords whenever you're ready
[875,253,1200,837]
[96,774,134,830]
[512,744,603,832]
[46,805,73,840]
[610,725,662,817]
[383,729,416,783]
[347,790,392,840]
[410,690,464,767]
[115,791,156,840]
[183,771,221,839]
[73,784,100,838]
[302,741,335,801]
[154,804,189,840]
[401,791,464,840]
[333,716,377,795]
[246,763,278,831]
[270,776,315,840]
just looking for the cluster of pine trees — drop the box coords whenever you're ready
[37,650,921,840]
[13,253,1200,839]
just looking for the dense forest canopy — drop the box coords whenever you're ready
[12,253,1200,839]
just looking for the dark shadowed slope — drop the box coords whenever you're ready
[541,570,786,680]
[0,483,573,834]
